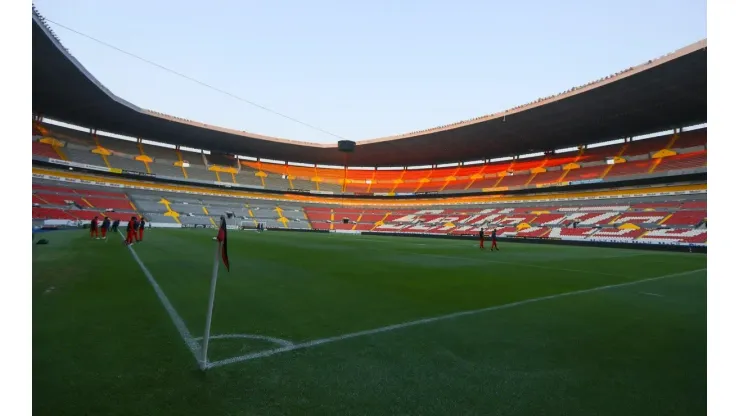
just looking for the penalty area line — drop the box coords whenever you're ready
[207,267,706,369]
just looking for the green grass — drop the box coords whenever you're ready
[33,229,707,415]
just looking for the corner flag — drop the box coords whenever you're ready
[201,216,231,370]
[216,216,230,272]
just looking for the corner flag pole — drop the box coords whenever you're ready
[200,243,221,370]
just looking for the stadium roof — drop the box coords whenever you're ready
[32,12,707,167]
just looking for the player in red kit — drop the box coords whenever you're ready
[479,228,485,249]
[90,216,100,239]
[138,218,146,242]
[125,216,137,245]
[490,228,499,251]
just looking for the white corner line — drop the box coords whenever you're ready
[119,231,202,364]
[207,267,706,369]
[192,333,295,348]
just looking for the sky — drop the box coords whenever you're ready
[33,0,706,144]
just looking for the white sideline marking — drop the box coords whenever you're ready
[119,231,202,363]
[639,292,664,297]
[207,268,706,369]
[192,333,295,348]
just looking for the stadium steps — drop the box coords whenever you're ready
[135,143,153,174]
[371,213,391,231]
[490,160,517,189]
[351,214,363,231]
[52,145,68,161]
[175,149,189,178]
[341,169,348,193]
[81,197,95,208]
[100,154,112,169]
[658,214,673,225]
[666,133,680,149]
[231,173,237,184]
[600,143,629,178]
[524,157,550,186]
[275,206,290,228]
[438,166,461,192]
[412,170,434,193]
[158,197,181,224]
[648,158,662,173]
[305,209,313,230]
[314,167,322,192]
[556,167,571,182]
[330,209,335,230]
[365,170,377,193]
[389,170,406,194]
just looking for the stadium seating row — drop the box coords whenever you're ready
[34,125,707,193]
[303,205,707,243]
[32,180,706,244]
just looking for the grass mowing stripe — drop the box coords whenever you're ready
[208,267,706,369]
[119,231,203,365]
[356,246,630,278]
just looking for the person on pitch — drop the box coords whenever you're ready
[132,216,141,243]
[90,215,100,239]
[112,219,120,233]
[490,228,499,251]
[138,217,146,242]
[479,228,485,249]
[101,217,111,240]
[125,216,137,245]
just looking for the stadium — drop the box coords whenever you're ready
[32,5,707,416]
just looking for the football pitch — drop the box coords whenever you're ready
[33,228,707,415]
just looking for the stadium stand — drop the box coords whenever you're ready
[108,155,147,172]
[298,199,707,244]
[150,161,187,178]
[652,151,707,172]
[32,140,59,158]
[37,121,707,195]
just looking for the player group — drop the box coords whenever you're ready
[479,228,500,251]
[88,215,148,245]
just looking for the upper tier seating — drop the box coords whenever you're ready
[38,122,707,194]
[653,151,707,172]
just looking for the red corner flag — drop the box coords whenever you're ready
[216,217,230,272]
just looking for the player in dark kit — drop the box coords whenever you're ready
[479,228,485,249]
[138,218,146,242]
[111,219,120,233]
[90,216,100,239]
[125,216,137,245]
[490,228,499,251]
[101,217,111,240]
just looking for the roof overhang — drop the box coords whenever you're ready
[33,12,707,167]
